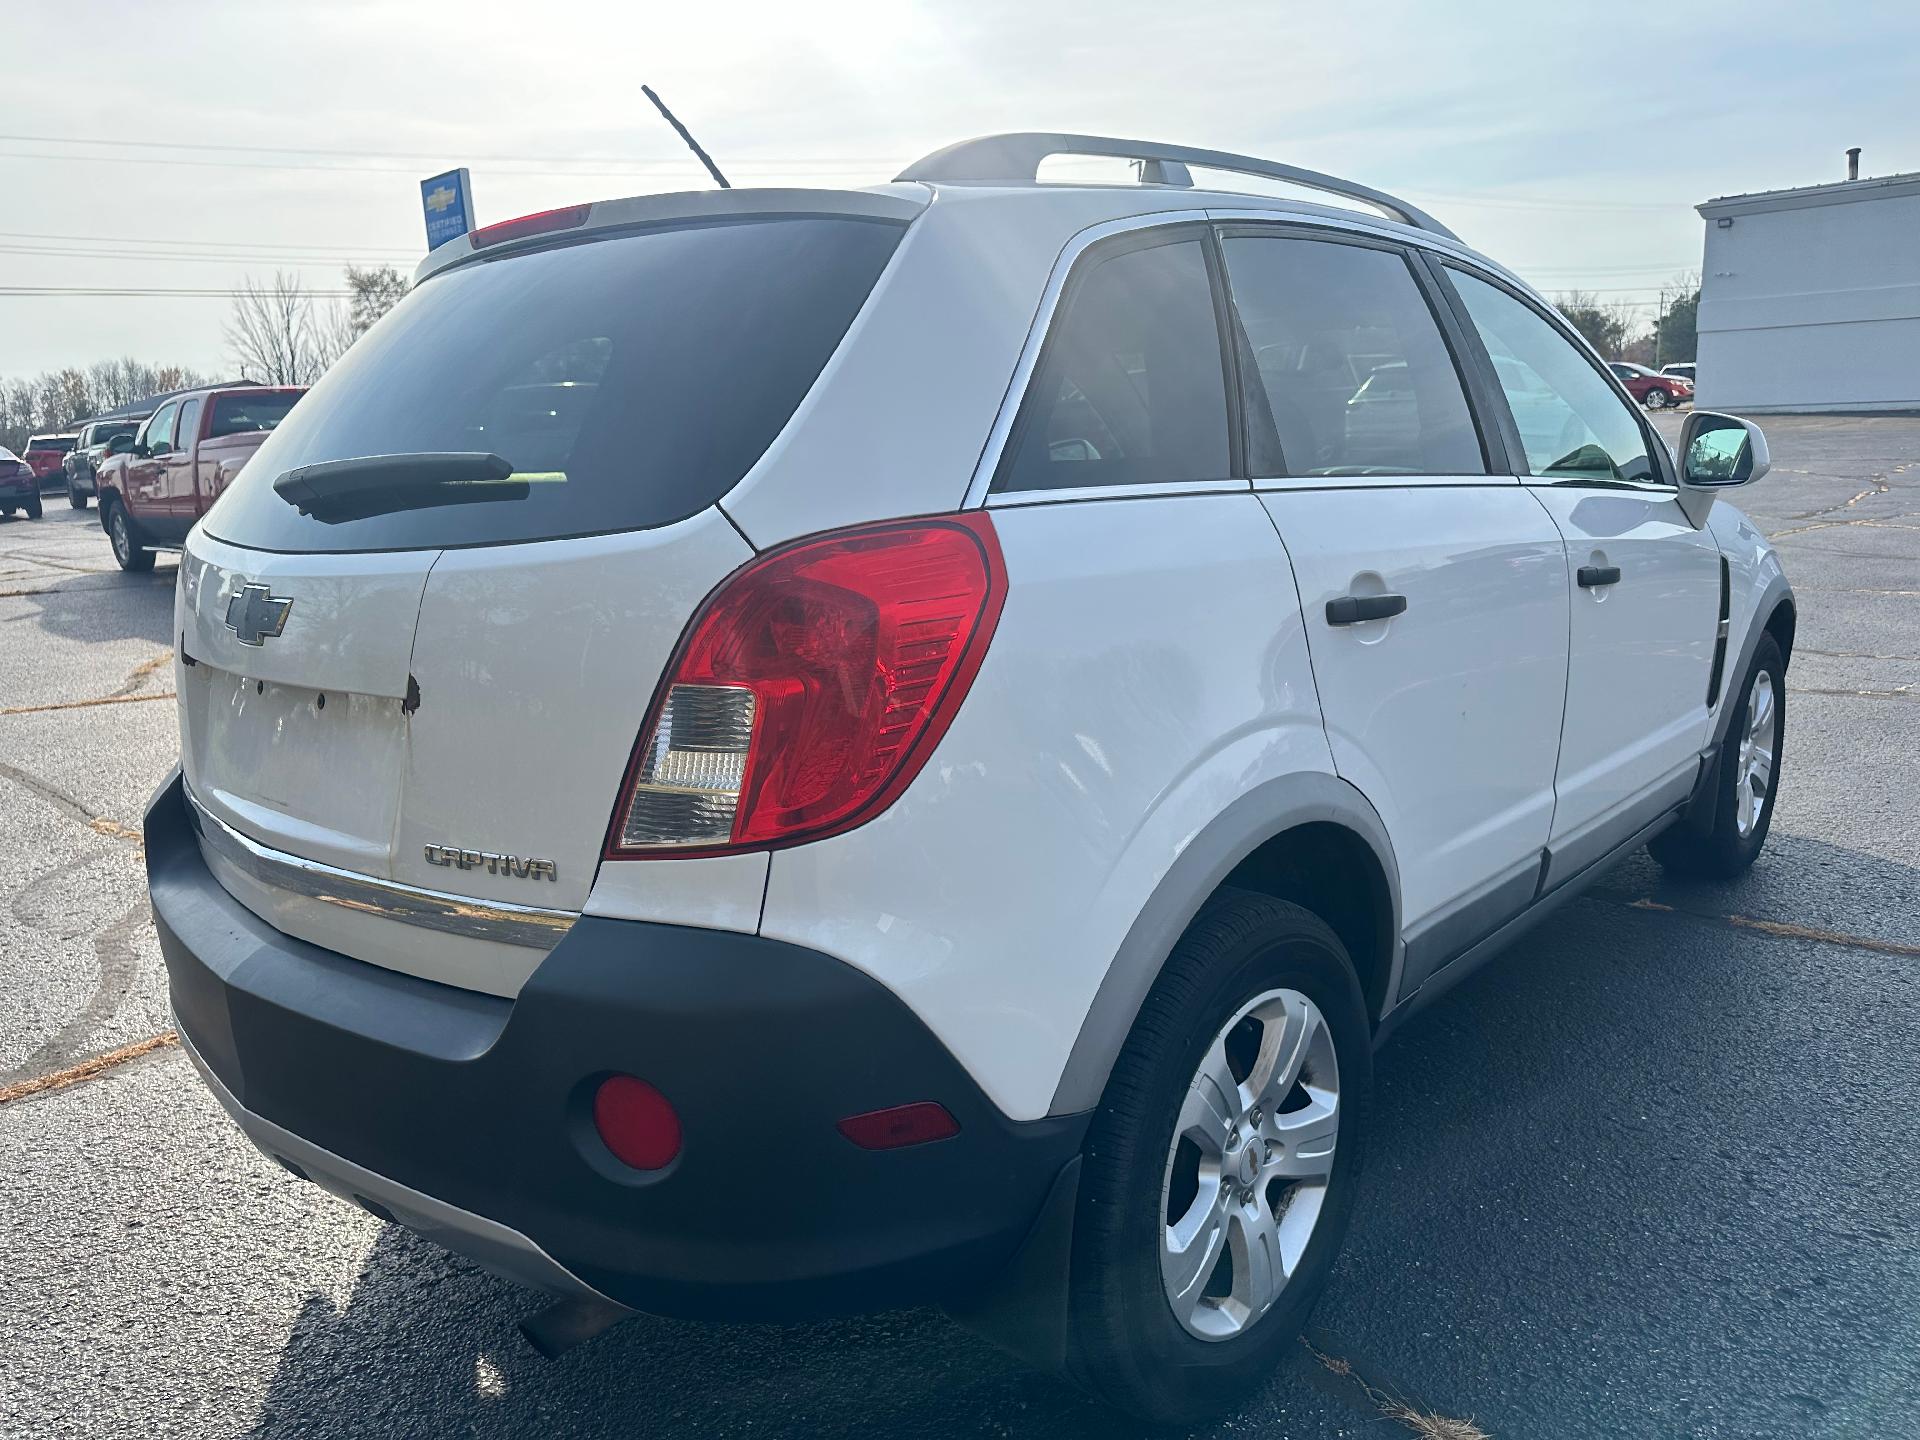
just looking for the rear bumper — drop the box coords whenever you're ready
[148,770,1086,1319]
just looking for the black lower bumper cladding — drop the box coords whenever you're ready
[147,770,1085,1319]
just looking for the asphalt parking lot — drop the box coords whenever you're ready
[3,414,1918,1439]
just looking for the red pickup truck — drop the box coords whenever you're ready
[96,386,305,571]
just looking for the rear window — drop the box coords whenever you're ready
[91,423,138,445]
[210,392,301,438]
[204,215,904,552]
[27,436,75,453]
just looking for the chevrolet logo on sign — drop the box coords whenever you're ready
[424,185,457,214]
[224,583,292,647]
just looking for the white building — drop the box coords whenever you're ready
[1695,169,1920,413]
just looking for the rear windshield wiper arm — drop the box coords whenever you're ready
[272,452,524,517]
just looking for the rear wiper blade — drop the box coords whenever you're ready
[272,452,523,517]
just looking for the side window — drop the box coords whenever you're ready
[142,403,178,455]
[1222,235,1484,478]
[996,237,1229,492]
[1447,268,1658,485]
[174,398,203,451]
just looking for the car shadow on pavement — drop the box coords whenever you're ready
[242,1226,1200,1439]
[7,570,176,652]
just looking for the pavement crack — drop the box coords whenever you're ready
[0,1030,178,1108]
[0,758,144,851]
[109,649,174,699]
[1620,897,1920,958]
[1789,684,1914,700]
[1,690,176,717]
[1302,1338,1491,1440]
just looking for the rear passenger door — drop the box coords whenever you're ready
[1220,229,1571,994]
[1440,266,1721,880]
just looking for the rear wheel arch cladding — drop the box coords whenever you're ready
[1048,774,1401,1116]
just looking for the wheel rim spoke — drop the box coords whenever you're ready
[1265,1088,1338,1179]
[1226,1196,1285,1322]
[1245,992,1314,1110]
[1161,1182,1229,1319]
[1177,1037,1238,1151]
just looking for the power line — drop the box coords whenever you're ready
[0,228,417,255]
[0,286,352,297]
[0,131,896,168]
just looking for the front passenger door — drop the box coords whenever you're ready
[160,396,203,539]
[1223,230,1572,994]
[125,402,177,519]
[1444,267,1722,881]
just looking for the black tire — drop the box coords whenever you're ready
[1067,890,1372,1425]
[1644,388,1671,409]
[1650,632,1785,878]
[105,501,155,572]
[22,490,42,520]
[68,478,88,509]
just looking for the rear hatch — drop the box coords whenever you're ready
[179,201,912,993]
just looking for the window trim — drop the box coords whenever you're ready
[1212,221,1510,490]
[987,220,1242,498]
[1429,259,1678,492]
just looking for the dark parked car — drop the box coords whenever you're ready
[0,446,43,519]
[63,417,144,509]
[1608,361,1692,410]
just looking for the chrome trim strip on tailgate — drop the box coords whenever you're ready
[185,783,577,951]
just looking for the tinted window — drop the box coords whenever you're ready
[1449,269,1657,485]
[996,237,1229,492]
[143,403,178,454]
[204,216,904,552]
[210,392,301,438]
[175,398,203,449]
[28,435,75,453]
[1224,236,1483,478]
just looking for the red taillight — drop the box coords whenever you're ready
[592,1075,682,1170]
[836,1102,960,1151]
[468,204,592,249]
[605,514,1007,859]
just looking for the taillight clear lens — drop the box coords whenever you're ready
[606,514,1007,858]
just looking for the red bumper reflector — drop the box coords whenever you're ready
[592,1075,682,1170]
[835,1102,960,1151]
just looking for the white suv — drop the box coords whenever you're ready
[149,134,1793,1423]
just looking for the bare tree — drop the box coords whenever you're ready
[225,271,333,386]
[345,265,409,336]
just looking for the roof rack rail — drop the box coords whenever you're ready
[896,132,1457,241]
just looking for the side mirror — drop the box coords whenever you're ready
[1675,410,1768,526]
[107,434,134,456]
[1679,410,1769,489]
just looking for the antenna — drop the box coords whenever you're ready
[641,85,730,190]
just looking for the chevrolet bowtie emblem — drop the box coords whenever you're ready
[425,185,457,214]
[225,583,293,646]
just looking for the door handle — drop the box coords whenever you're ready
[1326,593,1408,626]
[1577,565,1622,588]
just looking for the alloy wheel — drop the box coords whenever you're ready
[1645,389,1669,409]
[1735,669,1778,838]
[1159,987,1340,1341]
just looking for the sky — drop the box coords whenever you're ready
[5,0,1918,380]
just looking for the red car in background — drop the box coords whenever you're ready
[1608,362,1692,410]
[22,432,78,486]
